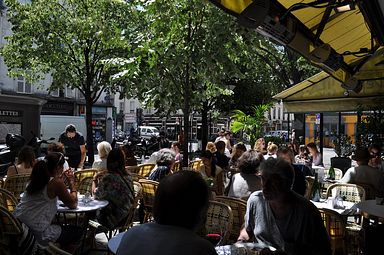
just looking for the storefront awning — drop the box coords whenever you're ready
[273,70,384,113]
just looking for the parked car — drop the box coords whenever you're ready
[138,126,160,139]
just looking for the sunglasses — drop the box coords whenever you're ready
[370,152,380,158]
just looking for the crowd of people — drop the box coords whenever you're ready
[3,123,384,254]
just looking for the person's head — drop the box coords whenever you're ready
[231,142,247,159]
[368,144,382,167]
[259,158,295,201]
[107,148,126,175]
[254,138,265,152]
[267,142,278,154]
[65,124,77,139]
[17,145,36,168]
[122,144,135,159]
[215,140,226,153]
[153,171,210,231]
[224,131,232,139]
[277,146,295,164]
[352,148,371,165]
[156,148,176,169]
[97,141,112,159]
[26,152,65,194]
[306,142,318,155]
[238,150,264,174]
[206,141,217,153]
[47,142,65,154]
[298,144,308,156]
[171,142,181,153]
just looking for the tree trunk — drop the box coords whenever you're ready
[201,101,209,151]
[85,98,94,165]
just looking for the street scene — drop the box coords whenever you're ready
[1,1,384,255]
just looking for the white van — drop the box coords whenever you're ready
[40,115,87,142]
[138,126,159,139]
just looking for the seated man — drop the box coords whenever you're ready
[148,148,176,182]
[117,171,217,255]
[237,158,331,255]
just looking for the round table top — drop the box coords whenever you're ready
[108,231,126,254]
[354,199,384,219]
[57,197,109,213]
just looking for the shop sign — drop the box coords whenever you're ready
[0,109,22,117]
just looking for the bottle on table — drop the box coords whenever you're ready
[328,166,335,180]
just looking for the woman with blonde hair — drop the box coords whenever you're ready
[264,141,278,160]
[253,138,266,154]
[92,141,112,170]
[205,141,217,153]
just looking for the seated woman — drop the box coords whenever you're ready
[92,141,112,170]
[306,142,323,167]
[229,142,247,170]
[7,145,36,177]
[94,148,134,230]
[46,142,70,171]
[13,152,81,253]
[227,150,263,200]
[264,142,278,160]
[148,148,176,182]
[198,150,224,196]
[294,145,312,168]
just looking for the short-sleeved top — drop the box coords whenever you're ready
[116,222,217,255]
[340,165,384,195]
[13,180,61,246]
[58,131,85,167]
[228,172,262,200]
[245,191,331,255]
[95,173,134,230]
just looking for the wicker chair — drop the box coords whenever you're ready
[204,200,233,246]
[324,168,344,180]
[171,160,181,172]
[130,172,144,182]
[215,196,246,244]
[0,188,18,213]
[77,177,93,195]
[125,165,139,174]
[138,179,159,223]
[0,205,37,254]
[325,183,366,203]
[318,208,346,255]
[137,163,156,178]
[188,159,203,171]
[74,169,98,185]
[3,174,30,200]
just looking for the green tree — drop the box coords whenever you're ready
[1,0,140,163]
[230,104,271,146]
[116,0,243,166]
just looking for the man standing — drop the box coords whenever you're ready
[58,124,86,170]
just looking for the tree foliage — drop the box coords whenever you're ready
[1,0,141,163]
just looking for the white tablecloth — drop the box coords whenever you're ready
[57,197,108,213]
[312,199,357,215]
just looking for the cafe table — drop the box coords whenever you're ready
[312,199,358,216]
[215,242,276,255]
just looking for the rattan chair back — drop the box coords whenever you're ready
[77,177,93,195]
[205,200,233,245]
[215,196,246,244]
[74,169,98,184]
[326,183,366,203]
[0,188,18,213]
[324,168,344,180]
[138,179,159,222]
[172,161,181,172]
[137,164,156,177]
[318,208,346,255]
[125,165,139,174]
[3,174,30,200]
[188,159,203,171]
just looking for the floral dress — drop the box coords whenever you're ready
[95,172,134,230]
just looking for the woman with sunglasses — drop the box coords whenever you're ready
[13,152,81,253]
[368,144,384,172]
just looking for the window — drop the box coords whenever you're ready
[17,76,32,94]
[65,87,73,98]
[78,89,85,99]
[129,101,135,113]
